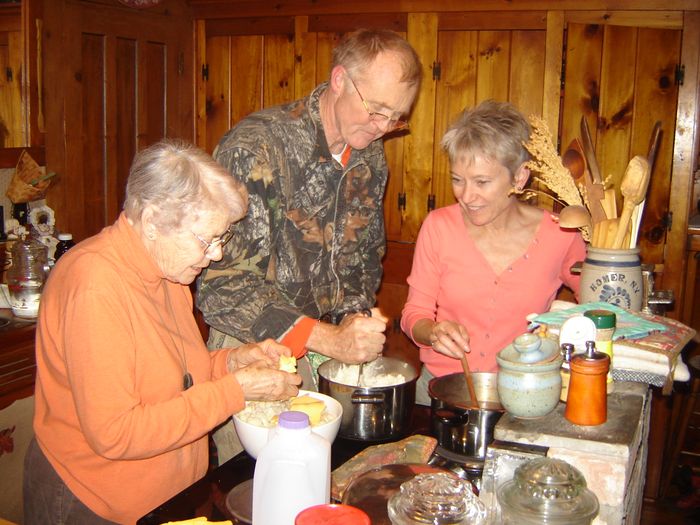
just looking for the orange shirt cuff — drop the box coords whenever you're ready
[280,317,316,358]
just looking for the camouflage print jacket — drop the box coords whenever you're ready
[196,83,388,345]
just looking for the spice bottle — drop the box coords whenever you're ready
[564,341,610,426]
[560,343,574,403]
[584,309,616,393]
[54,233,75,263]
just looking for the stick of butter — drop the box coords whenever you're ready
[279,355,297,373]
[289,395,325,426]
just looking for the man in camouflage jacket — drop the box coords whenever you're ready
[196,29,421,463]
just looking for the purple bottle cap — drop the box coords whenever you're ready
[279,411,310,429]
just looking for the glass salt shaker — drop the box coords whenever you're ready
[7,234,49,318]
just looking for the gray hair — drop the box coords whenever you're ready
[123,139,247,232]
[332,28,422,87]
[441,100,531,176]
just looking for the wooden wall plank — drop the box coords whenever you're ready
[206,16,294,37]
[308,13,407,33]
[633,28,682,264]
[403,13,438,241]
[560,23,603,153]
[0,30,23,147]
[476,30,510,103]
[104,35,118,222]
[139,41,166,149]
[314,32,336,85]
[205,35,230,153]
[81,33,106,238]
[438,11,546,30]
[263,34,294,108]
[597,25,638,205]
[433,30,477,210]
[564,10,682,29]
[509,30,546,118]
[542,11,564,146]
[230,35,262,125]
[195,19,207,148]
[114,37,137,214]
[294,17,317,100]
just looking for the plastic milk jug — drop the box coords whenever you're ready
[252,411,331,525]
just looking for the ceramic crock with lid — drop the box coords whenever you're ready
[496,334,563,418]
[497,457,599,524]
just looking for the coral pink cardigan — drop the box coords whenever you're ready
[401,205,586,377]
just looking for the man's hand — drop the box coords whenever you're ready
[307,308,388,364]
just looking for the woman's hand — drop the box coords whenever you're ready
[426,320,470,359]
[227,338,291,371]
[232,361,302,401]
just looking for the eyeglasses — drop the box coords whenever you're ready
[192,224,235,254]
[346,74,409,132]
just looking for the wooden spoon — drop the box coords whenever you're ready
[562,138,586,185]
[559,205,592,230]
[611,156,651,249]
[460,353,479,409]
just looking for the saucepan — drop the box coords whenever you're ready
[428,372,504,459]
[318,356,418,441]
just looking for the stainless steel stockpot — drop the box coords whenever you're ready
[428,372,504,459]
[318,357,418,441]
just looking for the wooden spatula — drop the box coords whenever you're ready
[460,353,479,409]
[611,156,651,249]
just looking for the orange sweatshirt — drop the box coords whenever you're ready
[33,213,245,524]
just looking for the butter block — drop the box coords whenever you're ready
[279,355,297,373]
[289,395,325,426]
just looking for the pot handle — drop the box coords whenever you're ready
[351,391,385,404]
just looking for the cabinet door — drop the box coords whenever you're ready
[42,0,194,240]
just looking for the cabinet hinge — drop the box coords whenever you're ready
[432,61,441,81]
[5,67,12,82]
[398,192,406,211]
[675,64,684,86]
[427,194,436,212]
[201,63,209,81]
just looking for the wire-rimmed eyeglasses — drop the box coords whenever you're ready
[346,74,409,132]
[192,224,235,254]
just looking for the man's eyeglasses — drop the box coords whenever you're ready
[192,224,235,254]
[346,74,409,132]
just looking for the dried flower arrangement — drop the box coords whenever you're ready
[522,116,591,241]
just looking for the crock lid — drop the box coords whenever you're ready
[497,334,560,366]
[497,457,599,524]
[583,309,616,329]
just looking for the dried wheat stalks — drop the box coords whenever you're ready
[524,116,584,208]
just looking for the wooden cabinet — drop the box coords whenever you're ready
[0,314,35,411]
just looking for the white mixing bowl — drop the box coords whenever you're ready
[232,390,342,458]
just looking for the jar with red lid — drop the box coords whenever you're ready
[295,503,370,525]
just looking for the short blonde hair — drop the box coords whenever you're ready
[123,139,247,232]
[332,28,422,87]
[441,100,531,176]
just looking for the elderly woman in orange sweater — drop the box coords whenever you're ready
[23,140,301,524]
[401,101,586,406]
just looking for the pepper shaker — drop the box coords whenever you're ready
[564,340,609,426]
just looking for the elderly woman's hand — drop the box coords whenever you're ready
[232,362,302,401]
[227,339,292,371]
[428,320,471,360]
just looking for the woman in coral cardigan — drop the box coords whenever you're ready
[401,101,586,406]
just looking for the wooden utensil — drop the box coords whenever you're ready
[562,138,587,185]
[580,116,616,220]
[629,122,662,248]
[611,156,651,249]
[460,353,479,409]
[559,205,592,233]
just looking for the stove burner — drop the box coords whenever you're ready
[428,446,485,493]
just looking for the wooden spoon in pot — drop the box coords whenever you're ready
[460,353,479,409]
[611,156,650,250]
